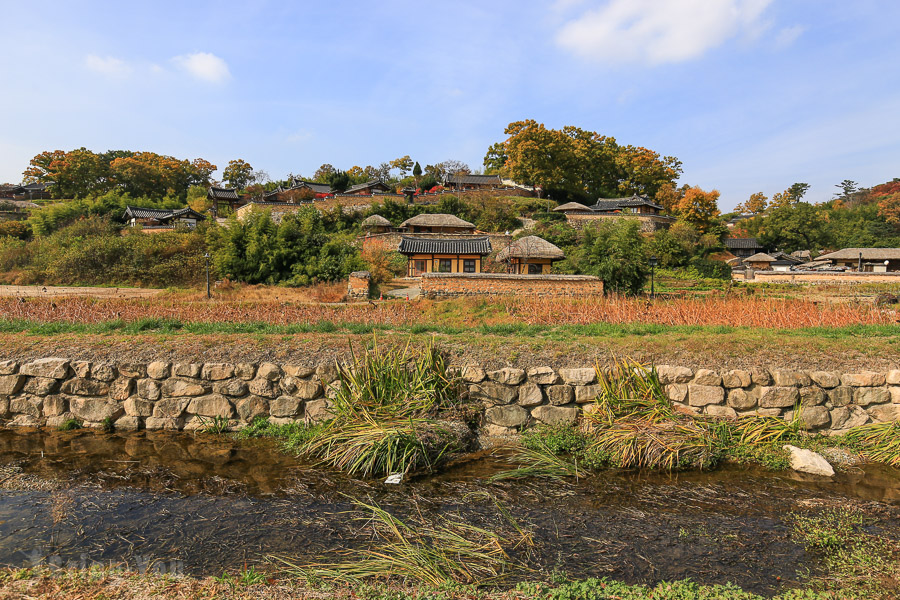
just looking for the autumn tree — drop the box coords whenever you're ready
[390,155,414,178]
[222,159,254,191]
[735,192,768,215]
[672,186,720,233]
[873,180,900,224]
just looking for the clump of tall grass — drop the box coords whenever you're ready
[273,498,532,586]
[300,339,469,477]
[842,422,900,466]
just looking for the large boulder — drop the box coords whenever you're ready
[485,405,528,428]
[20,358,70,379]
[783,445,834,477]
[70,397,123,423]
[0,374,26,396]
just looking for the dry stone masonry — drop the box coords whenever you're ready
[1,358,898,435]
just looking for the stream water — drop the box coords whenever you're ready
[1,428,899,595]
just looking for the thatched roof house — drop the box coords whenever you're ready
[553,202,594,213]
[496,235,565,275]
[361,214,392,231]
[399,213,476,233]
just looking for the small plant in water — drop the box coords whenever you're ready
[100,416,115,433]
[57,418,82,431]
[197,415,230,435]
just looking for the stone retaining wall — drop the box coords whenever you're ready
[422,273,604,299]
[1,358,898,434]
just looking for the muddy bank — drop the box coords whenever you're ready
[1,428,900,595]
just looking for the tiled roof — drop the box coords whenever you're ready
[208,186,239,200]
[725,237,763,250]
[292,180,333,194]
[591,195,663,212]
[344,180,390,193]
[123,206,206,221]
[445,174,502,186]
[398,236,492,255]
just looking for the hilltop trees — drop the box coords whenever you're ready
[483,120,682,200]
[23,148,216,200]
[222,159,255,191]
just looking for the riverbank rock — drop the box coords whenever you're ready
[782,445,834,477]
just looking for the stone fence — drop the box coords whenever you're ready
[735,270,900,284]
[0,358,898,435]
[422,273,604,299]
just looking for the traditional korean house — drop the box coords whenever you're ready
[553,195,673,232]
[495,235,565,274]
[361,214,392,234]
[744,252,777,270]
[590,195,664,215]
[398,213,476,234]
[443,174,502,190]
[552,202,594,214]
[123,206,206,231]
[343,180,391,195]
[817,248,900,272]
[724,237,764,259]
[398,236,492,277]
[207,186,241,213]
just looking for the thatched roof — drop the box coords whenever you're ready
[362,214,392,228]
[553,202,593,212]
[745,252,776,262]
[399,213,475,229]
[496,236,565,261]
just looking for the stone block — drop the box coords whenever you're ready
[248,378,279,399]
[887,370,900,386]
[283,365,314,378]
[235,363,257,380]
[461,365,486,383]
[145,417,182,430]
[705,405,737,418]
[315,364,339,383]
[855,387,890,406]
[187,394,234,418]
[42,395,67,417]
[487,368,525,385]
[799,386,826,406]
[0,360,18,375]
[531,404,578,426]
[469,382,517,405]
[559,368,596,385]
[827,386,853,407]
[485,405,528,427]
[800,406,831,430]
[727,388,757,410]
[123,397,154,417]
[109,378,134,401]
[24,376,59,395]
[693,369,721,386]
[137,379,161,400]
[201,363,234,381]
[152,398,190,419]
[294,380,323,400]
[162,379,207,397]
[892,387,900,404]
[656,365,693,384]
[829,406,869,430]
[526,366,559,385]
[517,383,544,407]
[547,385,574,406]
[146,362,171,379]
[758,386,800,408]
[0,397,7,417]
[750,368,772,386]
[810,371,840,389]
[20,358,70,379]
[481,424,517,437]
[721,370,751,389]
[91,363,117,382]
[45,414,73,429]
[173,363,202,378]
[270,396,301,418]
[841,372,886,387]
[665,383,688,403]
[687,384,725,407]
[70,397,123,422]
[71,361,91,378]
[118,364,146,378]
[115,416,141,431]
[279,376,299,395]
[574,384,602,404]
[62,378,109,397]
[236,396,269,421]
[771,370,811,387]
[10,414,42,427]
[10,396,42,417]
[304,398,333,423]
[868,404,900,423]
[214,379,249,397]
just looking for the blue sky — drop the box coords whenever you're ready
[1,0,899,210]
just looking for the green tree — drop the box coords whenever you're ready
[573,219,648,295]
[788,182,811,202]
[222,159,254,191]
[757,202,831,252]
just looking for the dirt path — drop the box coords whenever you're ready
[0,285,163,299]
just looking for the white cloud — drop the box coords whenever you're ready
[172,52,231,84]
[556,0,774,65]
[774,25,806,49]
[84,54,131,77]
